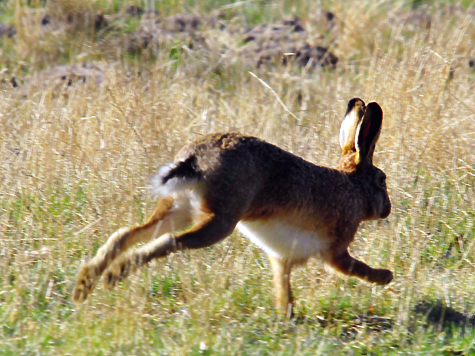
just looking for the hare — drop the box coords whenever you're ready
[73,98,392,316]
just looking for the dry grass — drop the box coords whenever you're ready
[1,0,475,354]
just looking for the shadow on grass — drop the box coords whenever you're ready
[292,299,475,336]
[291,312,392,342]
[414,299,475,332]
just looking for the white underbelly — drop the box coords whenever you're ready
[237,220,328,260]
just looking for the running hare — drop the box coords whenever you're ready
[73,98,392,316]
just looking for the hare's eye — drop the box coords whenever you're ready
[378,176,386,187]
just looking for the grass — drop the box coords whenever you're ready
[1,0,475,354]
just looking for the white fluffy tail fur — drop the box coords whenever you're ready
[148,161,200,197]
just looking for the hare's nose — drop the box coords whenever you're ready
[381,201,391,219]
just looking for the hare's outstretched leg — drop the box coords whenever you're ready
[269,255,294,317]
[103,213,236,289]
[73,196,192,303]
[330,251,393,285]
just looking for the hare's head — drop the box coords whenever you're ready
[338,98,391,220]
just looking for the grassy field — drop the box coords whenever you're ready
[1,0,475,354]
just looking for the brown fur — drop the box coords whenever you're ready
[73,98,392,316]
[269,256,294,316]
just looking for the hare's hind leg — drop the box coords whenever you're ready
[330,251,393,285]
[103,212,237,289]
[269,255,294,317]
[73,196,193,303]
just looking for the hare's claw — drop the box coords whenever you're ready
[103,255,134,289]
[73,264,99,303]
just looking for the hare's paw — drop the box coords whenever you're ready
[103,255,134,290]
[73,264,100,303]
[371,269,393,285]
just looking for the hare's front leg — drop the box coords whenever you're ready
[330,251,393,285]
[269,255,294,317]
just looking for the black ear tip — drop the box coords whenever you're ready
[347,97,364,107]
[366,102,383,116]
[345,98,365,116]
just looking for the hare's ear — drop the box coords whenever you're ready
[355,102,383,165]
[339,98,366,155]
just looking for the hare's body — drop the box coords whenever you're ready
[158,133,371,261]
[73,99,393,316]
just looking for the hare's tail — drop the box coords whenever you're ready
[149,156,201,197]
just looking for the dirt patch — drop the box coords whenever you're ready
[9,62,113,97]
[340,314,392,341]
[294,312,392,342]
[125,13,337,70]
[240,16,337,70]
[253,40,338,70]
[8,7,341,95]
[243,16,306,43]
[0,23,16,38]
[121,9,337,70]
[32,62,107,86]
[123,12,222,55]
[124,4,146,17]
